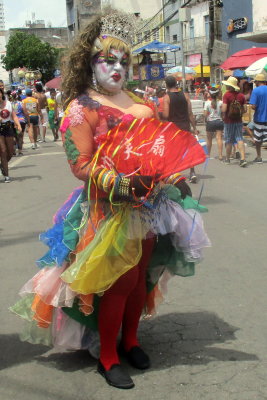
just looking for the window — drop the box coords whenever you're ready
[166,26,170,43]
[172,34,178,42]
[153,29,159,41]
[189,19,194,39]
[144,30,150,42]
[136,32,142,43]
[204,15,209,38]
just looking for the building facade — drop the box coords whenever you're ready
[0,0,4,30]
[66,0,101,38]
[236,0,267,44]
[66,0,163,39]
[10,22,68,49]
[221,0,267,56]
[163,0,211,67]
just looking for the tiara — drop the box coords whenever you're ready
[99,12,137,46]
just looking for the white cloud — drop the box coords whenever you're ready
[4,0,67,29]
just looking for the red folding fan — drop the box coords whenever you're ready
[94,117,206,180]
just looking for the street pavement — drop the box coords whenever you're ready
[1,129,267,400]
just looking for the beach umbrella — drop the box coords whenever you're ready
[220,47,267,70]
[166,66,196,75]
[245,57,267,77]
[45,76,62,89]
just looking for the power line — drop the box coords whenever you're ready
[133,0,193,46]
[135,0,175,34]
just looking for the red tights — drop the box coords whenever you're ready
[98,238,154,370]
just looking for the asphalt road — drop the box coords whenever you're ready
[1,131,267,400]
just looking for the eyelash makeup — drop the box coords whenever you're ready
[95,53,129,66]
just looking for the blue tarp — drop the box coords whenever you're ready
[133,40,180,54]
[233,69,247,78]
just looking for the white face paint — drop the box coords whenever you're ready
[93,49,129,94]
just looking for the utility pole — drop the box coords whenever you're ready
[179,20,186,90]
[209,0,223,84]
[179,5,191,91]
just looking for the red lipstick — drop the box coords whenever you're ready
[112,73,121,81]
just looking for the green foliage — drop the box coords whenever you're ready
[1,31,60,82]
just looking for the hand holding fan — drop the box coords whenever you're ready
[93,117,206,181]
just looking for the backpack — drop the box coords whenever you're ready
[228,94,242,121]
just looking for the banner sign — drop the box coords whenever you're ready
[211,39,230,65]
[188,53,202,67]
[139,65,165,80]
[227,17,248,33]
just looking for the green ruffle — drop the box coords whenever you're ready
[164,184,208,213]
[147,234,195,293]
[63,190,86,252]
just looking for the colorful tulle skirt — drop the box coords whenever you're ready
[11,184,210,357]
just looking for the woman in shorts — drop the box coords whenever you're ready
[204,87,224,160]
[12,91,27,155]
[0,89,22,182]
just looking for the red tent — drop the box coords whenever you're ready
[45,76,62,89]
[220,47,267,70]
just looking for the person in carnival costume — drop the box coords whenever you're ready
[11,8,210,389]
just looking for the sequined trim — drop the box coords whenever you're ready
[68,99,85,126]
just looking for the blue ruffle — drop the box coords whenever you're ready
[36,187,84,268]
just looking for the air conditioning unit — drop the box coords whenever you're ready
[179,8,191,22]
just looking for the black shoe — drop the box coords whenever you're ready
[97,361,134,389]
[239,159,247,167]
[118,344,150,370]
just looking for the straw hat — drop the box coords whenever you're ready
[254,73,266,82]
[221,76,240,91]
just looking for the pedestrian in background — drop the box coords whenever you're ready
[249,73,267,163]
[221,77,247,167]
[156,87,165,120]
[204,87,224,161]
[11,91,27,156]
[22,89,42,150]
[34,83,48,142]
[47,89,59,141]
[163,75,198,183]
[0,88,22,182]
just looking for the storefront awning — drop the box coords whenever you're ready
[133,40,180,54]
[193,65,210,77]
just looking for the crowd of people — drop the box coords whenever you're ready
[0,81,63,182]
[134,71,267,172]
[1,68,266,184]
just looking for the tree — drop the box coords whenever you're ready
[1,31,60,82]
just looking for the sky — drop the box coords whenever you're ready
[4,0,67,29]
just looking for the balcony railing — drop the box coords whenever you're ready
[183,36,209,54]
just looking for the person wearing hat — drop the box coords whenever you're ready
[22,89,43,149]
[221,76,247,167]
[249,73,267,163]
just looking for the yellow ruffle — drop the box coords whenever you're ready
[61,207,142,295]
